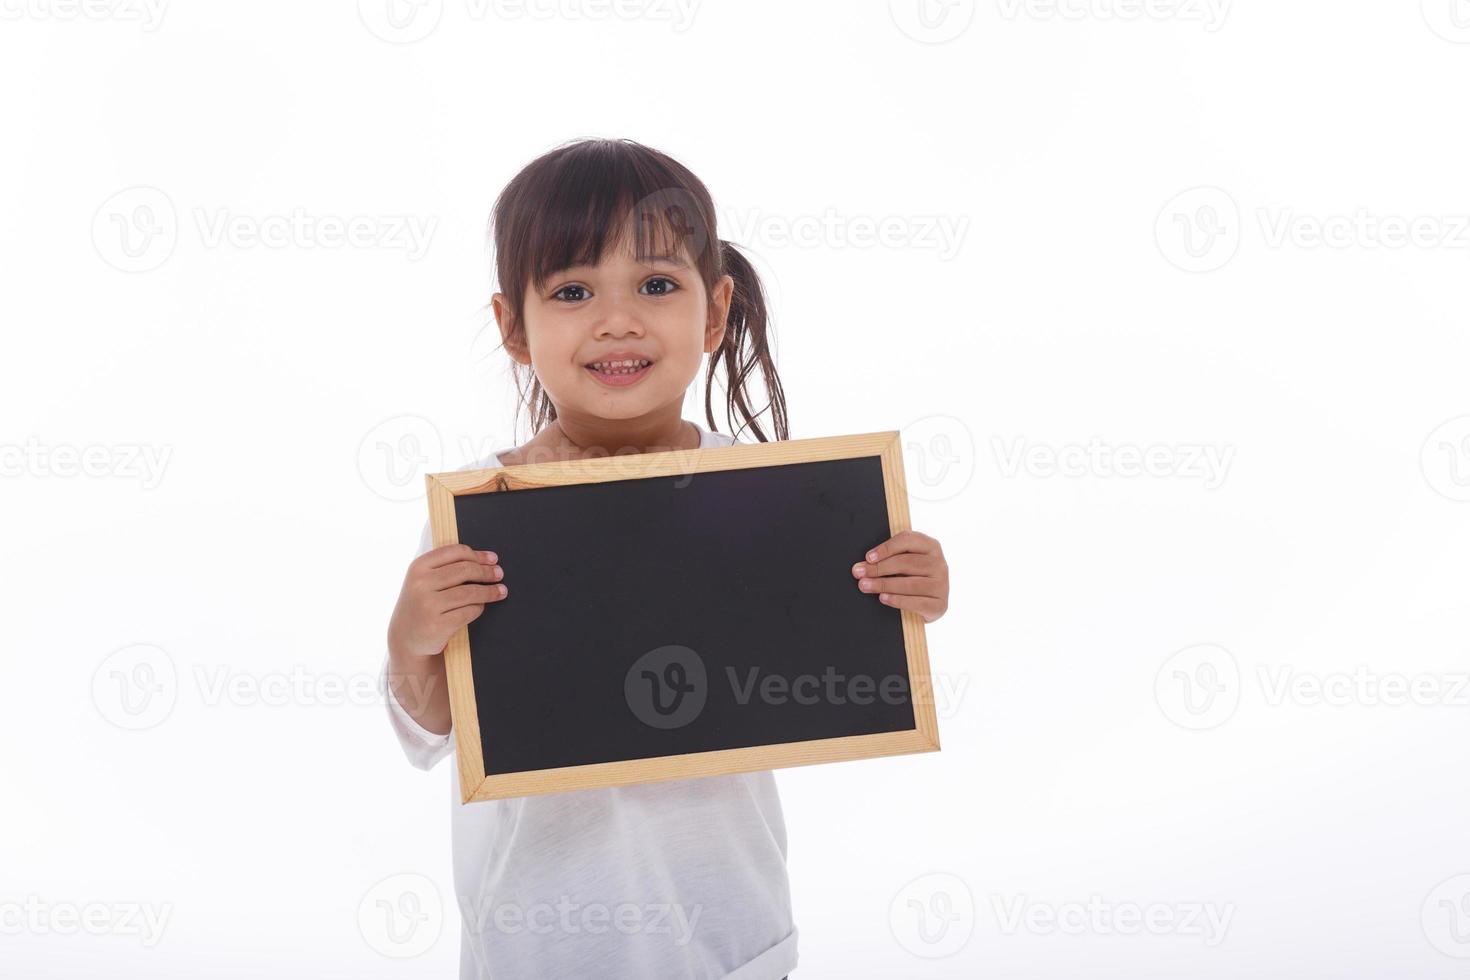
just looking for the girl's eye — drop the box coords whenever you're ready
[641,277,679,297]
[551,284,589,303]
[551,278,677,302]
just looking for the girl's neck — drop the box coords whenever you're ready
[540,413,699,461]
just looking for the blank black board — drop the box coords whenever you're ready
[453,454,915,777]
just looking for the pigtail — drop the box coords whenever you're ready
[705,239,789,444]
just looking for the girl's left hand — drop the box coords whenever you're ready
[851,530,949,624]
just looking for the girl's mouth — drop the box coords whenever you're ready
[584,358,653,388]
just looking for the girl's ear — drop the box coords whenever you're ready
[705,274,733,353]
[493,292,532,366]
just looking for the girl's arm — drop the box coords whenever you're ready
[387,639,452,736]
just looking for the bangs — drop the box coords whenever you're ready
[494,140,717,299]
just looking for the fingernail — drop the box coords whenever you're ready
[880,593,890,602]
[852,563,865,576]
[482,551,497,563]
[860,579,872,591]
[867,550,878,562]
[499,584,507,597]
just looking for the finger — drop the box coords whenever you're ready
[857,574,938,598]
[419,543,498,570]
[861,530,939,565]
[431,560,504,589]
[876,590,945,622]
[438,583,506,611]
[851,553,939,579]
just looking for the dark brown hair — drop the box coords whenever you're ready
[486,138,788,443]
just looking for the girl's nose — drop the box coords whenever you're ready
[592,300,645,338]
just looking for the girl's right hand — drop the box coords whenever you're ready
[388,544,507,660]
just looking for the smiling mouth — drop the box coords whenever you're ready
[585,358,653,387]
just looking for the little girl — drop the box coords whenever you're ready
[380,138,951,979]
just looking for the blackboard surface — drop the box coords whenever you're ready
[453,454,916,777]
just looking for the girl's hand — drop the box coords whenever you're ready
[851,530,949,624]
[388,544,507,660]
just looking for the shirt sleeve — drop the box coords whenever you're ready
[380,518,454,772]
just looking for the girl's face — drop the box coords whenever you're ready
[496,231,732,434]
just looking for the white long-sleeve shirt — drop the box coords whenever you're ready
[381,423,799,979]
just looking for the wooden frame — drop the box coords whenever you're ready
[425,430,940,803]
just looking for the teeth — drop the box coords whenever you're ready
[590,358,651,374]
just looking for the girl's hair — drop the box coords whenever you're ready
[487,138,788,443]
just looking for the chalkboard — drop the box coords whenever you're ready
[425,431,939,803]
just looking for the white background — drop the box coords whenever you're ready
[3,1,1469,977]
